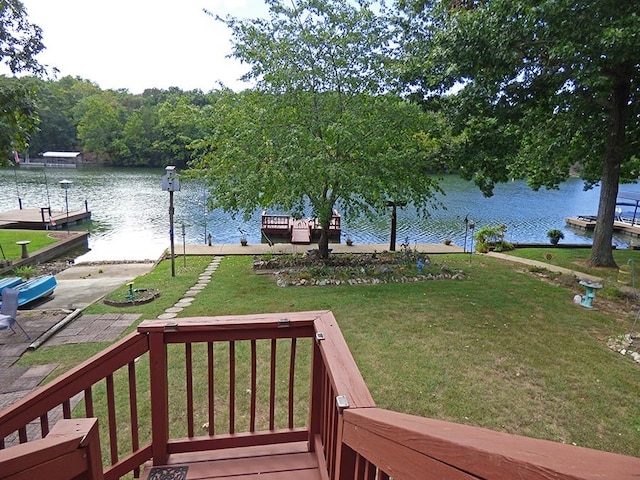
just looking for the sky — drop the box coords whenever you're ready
[12,0,270,93]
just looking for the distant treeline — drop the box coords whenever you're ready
[16,75,222,168]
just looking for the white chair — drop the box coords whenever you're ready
[0,287,30,340]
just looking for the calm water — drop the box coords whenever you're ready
[0,166,635,261]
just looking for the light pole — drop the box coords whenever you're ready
[162,166,180,277]
[59,179,73,234]
[386,200,407,251]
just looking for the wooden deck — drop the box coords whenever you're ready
[0,207,91,230]
[566,216,640,237]
[291,219,312,244]
[261,212,341,243]
[3,311,640,480]
[141,442,321,479]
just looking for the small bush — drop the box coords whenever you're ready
[12,265,36,279]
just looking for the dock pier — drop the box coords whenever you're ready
[0,207,91,230]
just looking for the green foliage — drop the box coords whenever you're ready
[0,76,39,162]
[0,1,46,75]
[194,0,445,258]
[399,0,640,266]
[12,264,35,279]
[473,224,514,253]
[0,1,46,163]
[546,229,565,245]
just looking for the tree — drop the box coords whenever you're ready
[194,0,444,258]
[0,0,46,163]
[399,0,640,267]
[75,92,125,161]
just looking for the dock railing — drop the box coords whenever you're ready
[2,311,640,480]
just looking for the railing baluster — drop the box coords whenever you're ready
[329,391,337,478]
[106,374,118,465]
[229,340,235,434]
[18,427,27,444]
[355,453,363,480]
[128,361,140,479]
[84,387,94,417]
[250,339,257,432]
[185,343,194,437]
[363,455,376,480]
[207,342,215,436]
[376,470,390,480]
[269,338,277,431]
[62,400,71,419]
[39,413,49,438]
[288,338,296,429]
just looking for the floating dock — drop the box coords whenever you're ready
[261,211,341,244]
[0,207,91,230]
[566,216,640,237]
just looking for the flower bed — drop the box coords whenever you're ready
[253,251,466,287]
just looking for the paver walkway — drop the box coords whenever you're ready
[0,312,141,411]
[0,256,224,415]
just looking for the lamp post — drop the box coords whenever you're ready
[162,166,180,277]
[386,200,407,251]
[59,179,73,234]
[468,220,476,262]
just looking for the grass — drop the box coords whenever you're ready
[0,230,58,260]
[505,247,640,299]
[18,256,213,374]
[15,251,640,461]
[505,247,640,282]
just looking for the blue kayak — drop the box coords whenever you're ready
[0,277,24,293]
[0,275,57,308]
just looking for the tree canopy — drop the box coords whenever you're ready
[0,0,46,162]
[192,0,445,257]
[398,0,640,266]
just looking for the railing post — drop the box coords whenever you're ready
[334,397,357,480]
[308,338,324,452]
[149,330,169,465]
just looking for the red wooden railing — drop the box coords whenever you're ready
[1,310,640,480]
[0,418,103,480]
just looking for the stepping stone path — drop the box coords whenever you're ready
[157,256,223,320]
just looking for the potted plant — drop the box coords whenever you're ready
[345,237,353,246]
[547,229,564,245]
[239,227,248,246]
[474,225,513,253]
[443,238,452,245]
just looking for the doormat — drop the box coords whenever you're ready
[147,466,189,480]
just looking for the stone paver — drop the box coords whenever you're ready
[165,306,184,314]
[0,257,228,423]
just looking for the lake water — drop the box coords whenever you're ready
[0,166,636,261]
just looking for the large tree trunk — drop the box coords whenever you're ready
[318,226,330,259]
[589,73,630,268]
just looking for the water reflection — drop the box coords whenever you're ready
[0,166,635,261]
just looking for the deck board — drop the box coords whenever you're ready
[141,441,322,480]
[0,208,91,230]
[291,219,311,244]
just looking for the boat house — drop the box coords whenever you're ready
[20,151,83,168]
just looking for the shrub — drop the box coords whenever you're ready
[547,229,565,245]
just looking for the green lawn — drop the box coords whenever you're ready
[0,230,58,260]
[18,251,640,459]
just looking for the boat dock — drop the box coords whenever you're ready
[261,211,341,244]
[0,207,91,230]
[566,216,640,237]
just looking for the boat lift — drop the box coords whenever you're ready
[616,191,640,225]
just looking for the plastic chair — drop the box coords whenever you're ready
[0,287,30,340]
